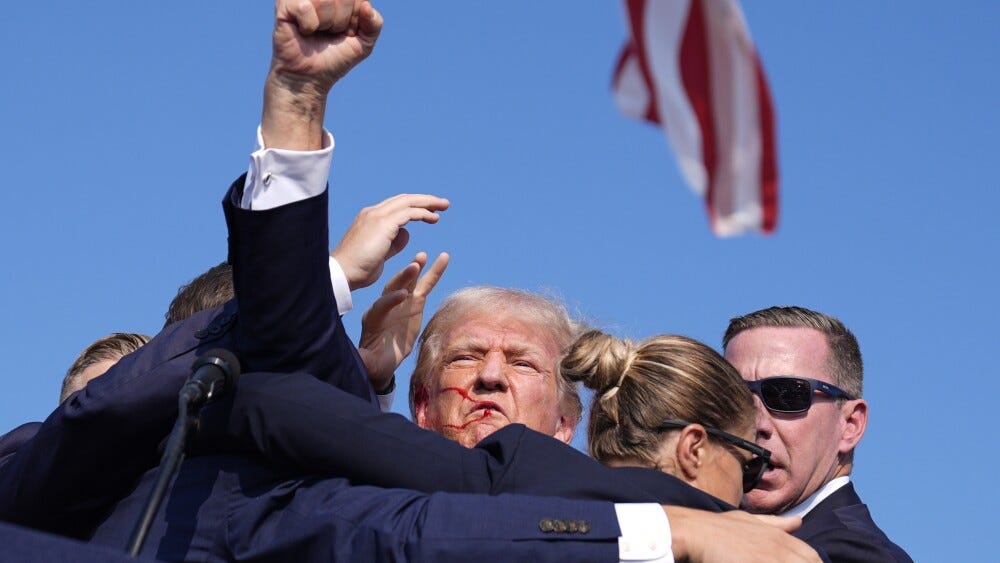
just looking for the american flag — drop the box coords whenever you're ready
[613,0,779,236]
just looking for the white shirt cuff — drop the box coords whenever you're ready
[241,125,334,210]
[615,503,673,562]
[328,256,353,315]
[376,389,395,413]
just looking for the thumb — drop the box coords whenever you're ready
[386,227,410,261]
[751,514,802,533]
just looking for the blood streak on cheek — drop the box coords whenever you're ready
[443,409,492,430]
[441,387,473,401]
[441,387,493,430]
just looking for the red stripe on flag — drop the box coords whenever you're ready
[623,0,661,125]
[755,57,779,233]
[677,0,718,230]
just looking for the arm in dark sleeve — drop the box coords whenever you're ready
[229,480,623,563]
[196,371,734,509]
[224,176,375,404]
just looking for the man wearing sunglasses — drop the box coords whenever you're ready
[723,306,912,562]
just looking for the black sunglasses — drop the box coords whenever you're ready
[745,376,855,414]
[657,419,772,493]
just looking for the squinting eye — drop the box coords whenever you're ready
[447,355,477,365]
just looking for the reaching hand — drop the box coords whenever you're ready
[664,506,820,562]
[331,194,450,291]
[358,252,449,391]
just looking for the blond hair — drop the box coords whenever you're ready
[61,332,151,402]
[561,330,754,467]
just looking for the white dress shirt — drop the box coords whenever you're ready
[781,476,851,519]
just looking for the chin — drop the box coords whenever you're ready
[451,422,505,448]
[743,488,790,514]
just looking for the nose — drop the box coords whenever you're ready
[475,352,509,393]
[753,395,774,443]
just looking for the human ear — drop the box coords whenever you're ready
[674,425,709,481]
[839,398,868,455]
[553,415,576,445]
[413,386,431,429]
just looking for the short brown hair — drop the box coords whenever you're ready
[562,330,755,467]
[61,332,151,402]
[723,306,863,398]
[164,262,234,327]
[408,286,586,428]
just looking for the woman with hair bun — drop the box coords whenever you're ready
[560,330,770,506]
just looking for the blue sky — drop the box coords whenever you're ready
[1,2,997,560]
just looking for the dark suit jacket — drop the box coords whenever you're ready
[795,482,912,562]
[0,422,41,466]
[88,454,624,562]
[196,371,733,511]
[0,520,151,563]
[0,176,374,536]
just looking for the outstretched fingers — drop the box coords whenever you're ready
[381,253,428,295]
[414,253,449,297]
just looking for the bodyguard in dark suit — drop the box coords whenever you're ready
[724,306,912,562]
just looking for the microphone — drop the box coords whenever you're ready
[126,348,241,556]
[179,349,241,407]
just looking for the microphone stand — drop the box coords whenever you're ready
[125,393,197,557]
[125,350,239,557]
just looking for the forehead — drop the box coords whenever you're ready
[77,358,119,386]
[725,326,831,382]
[440,309,562,358]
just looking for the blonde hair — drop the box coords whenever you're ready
[61,332,151,402]
[561,331,754,467]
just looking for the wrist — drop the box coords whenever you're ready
[663,506,688,560]
[261,70,328,151]
[329,250,362,291]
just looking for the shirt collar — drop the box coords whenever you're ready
[780,476,851,518]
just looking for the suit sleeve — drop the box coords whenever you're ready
[223,175,375,404]
[196,371,722,507]
[228,481,623,563]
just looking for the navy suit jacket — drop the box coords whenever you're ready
[0,422,41,467]
[795,483,912,562]
[88,454,624,562]
[0,176,374,536]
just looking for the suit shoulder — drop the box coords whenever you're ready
[803,503,913,563]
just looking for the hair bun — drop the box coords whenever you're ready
[560,330,636,392]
